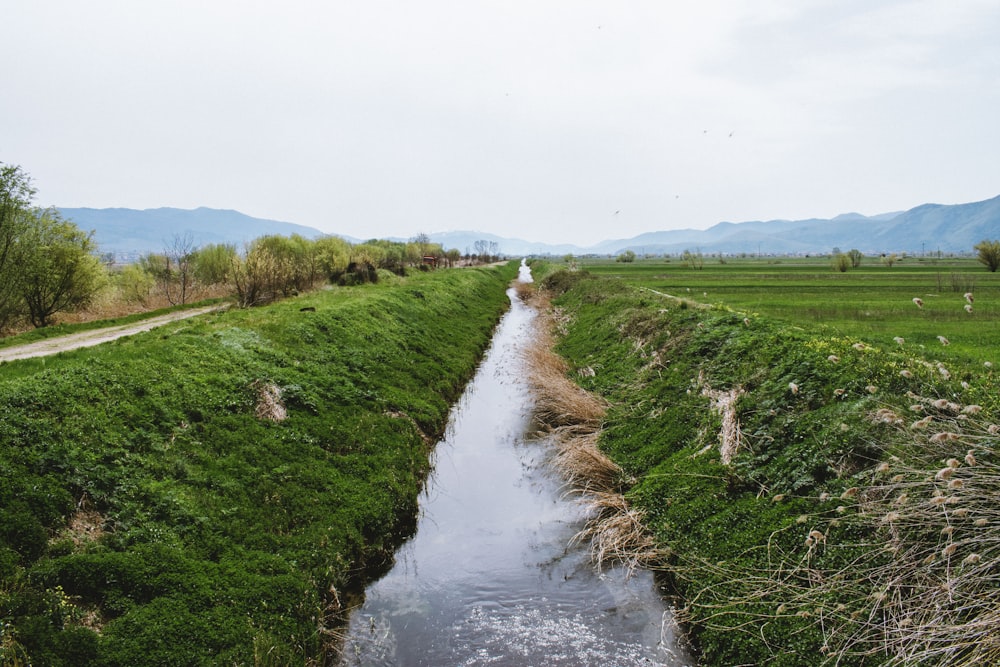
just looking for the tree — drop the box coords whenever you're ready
[617,250,637,263]
[0,163,35,329]
[974,239,1000,272]
[16,208,106,327]
[832,253,850,272]
[848,249,863,268]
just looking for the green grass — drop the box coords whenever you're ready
[0,263,517,666]
[537,266,999,666]
[578,256,999,366]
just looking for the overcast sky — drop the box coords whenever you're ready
[3,1,999,246]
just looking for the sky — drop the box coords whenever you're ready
[3,1,999,246]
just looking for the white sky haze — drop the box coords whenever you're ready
[3,1,998,245]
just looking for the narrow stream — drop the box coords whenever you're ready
[339,262,692,666]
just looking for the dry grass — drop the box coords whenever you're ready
[252,380,287,422]
[525,288,665,573]
[673,405,1000,666]
[524,307,607,429]
[572,491,668,572]
[549,425,623,492]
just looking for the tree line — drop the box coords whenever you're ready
[0,162,501,334]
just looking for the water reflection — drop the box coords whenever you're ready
[339,265,691,666]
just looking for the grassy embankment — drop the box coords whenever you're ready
[531,259,999,666]
[0,262,517,666]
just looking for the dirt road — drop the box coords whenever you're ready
[0,305,223,363]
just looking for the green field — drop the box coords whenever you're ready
[534,261,1000,666]
[577,256,1000,364]
[0,264,516,665]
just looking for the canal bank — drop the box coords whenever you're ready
[339,264,691,666]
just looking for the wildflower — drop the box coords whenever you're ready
[974,518,988,527]
[935,467,955,480]
[895,493,909,505]
[827,354,840,363]
[796,514,810,524]
[932,399,951,410]
[948,478,964,490]
[809,529,826,543]
[818,492,830,502]
[938,366,951,380]
[875,462,890,473]
[946,458,961,468]
[900,370,913,378]
[941,525,954,536]
[961,381,970,390]
[866,385,878,394]
[910,404,924,412]
[930,432,960,443]
[964,292,974,304]
[852,342,866,350]
[922,553,937,565]
[962,553,981,565]
[894,336,905,345]
[882,512,900,523]
[953,507,969,518]
[834,388,846,397]
[965,451,977,466]
[930,496,948,506]
[743,317,750,326]
[841,487,858,499]
[964,304,973,314]
[891,474,905,483]
[937,335,950,346]
[776,604,787,614]
[836,505,847,513]
[911,416,932,429]
[788,382,799,394]
[913,297,924,308]
[942,543,958,558]
[986,361,993,368]
[962,404,982,415]
[772,493,786,502]
[989,424,1000,435]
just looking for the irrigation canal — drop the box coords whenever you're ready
[339,262,692,666]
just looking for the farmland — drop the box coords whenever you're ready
[578,255,999,366]
[532,257,1000,666]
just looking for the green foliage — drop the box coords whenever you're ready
[616,250,636,263]
[544,270,999,666]
[974,238,1000,272]
[0,262,518,664]
[14,208,106,327]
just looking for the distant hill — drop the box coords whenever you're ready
[59,207,328,261]
[61,194,1000,260]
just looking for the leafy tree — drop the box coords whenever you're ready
[974,239,1000,272]
[0,163,35,329]
[681,248,704,269]
[832,253,850,272]
[314,235,352,281]
[848,248,863,268]
[16,208,106,327]
[617,250,637,263]
[192,243,237,285]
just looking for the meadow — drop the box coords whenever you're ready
[578,255,999,366]
[0,263,517,665]
[531,260,1000,666]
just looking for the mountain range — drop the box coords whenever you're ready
[59,194,1000,261]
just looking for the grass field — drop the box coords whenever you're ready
[531,260,1000,666]
[577,255,999,365]
[0,264,517,666]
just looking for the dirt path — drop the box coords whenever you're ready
[0,305,224,363]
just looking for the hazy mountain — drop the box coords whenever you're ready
[60,207,329,261]
[61,194,1000,260]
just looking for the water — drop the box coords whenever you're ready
[339,262,692,666]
